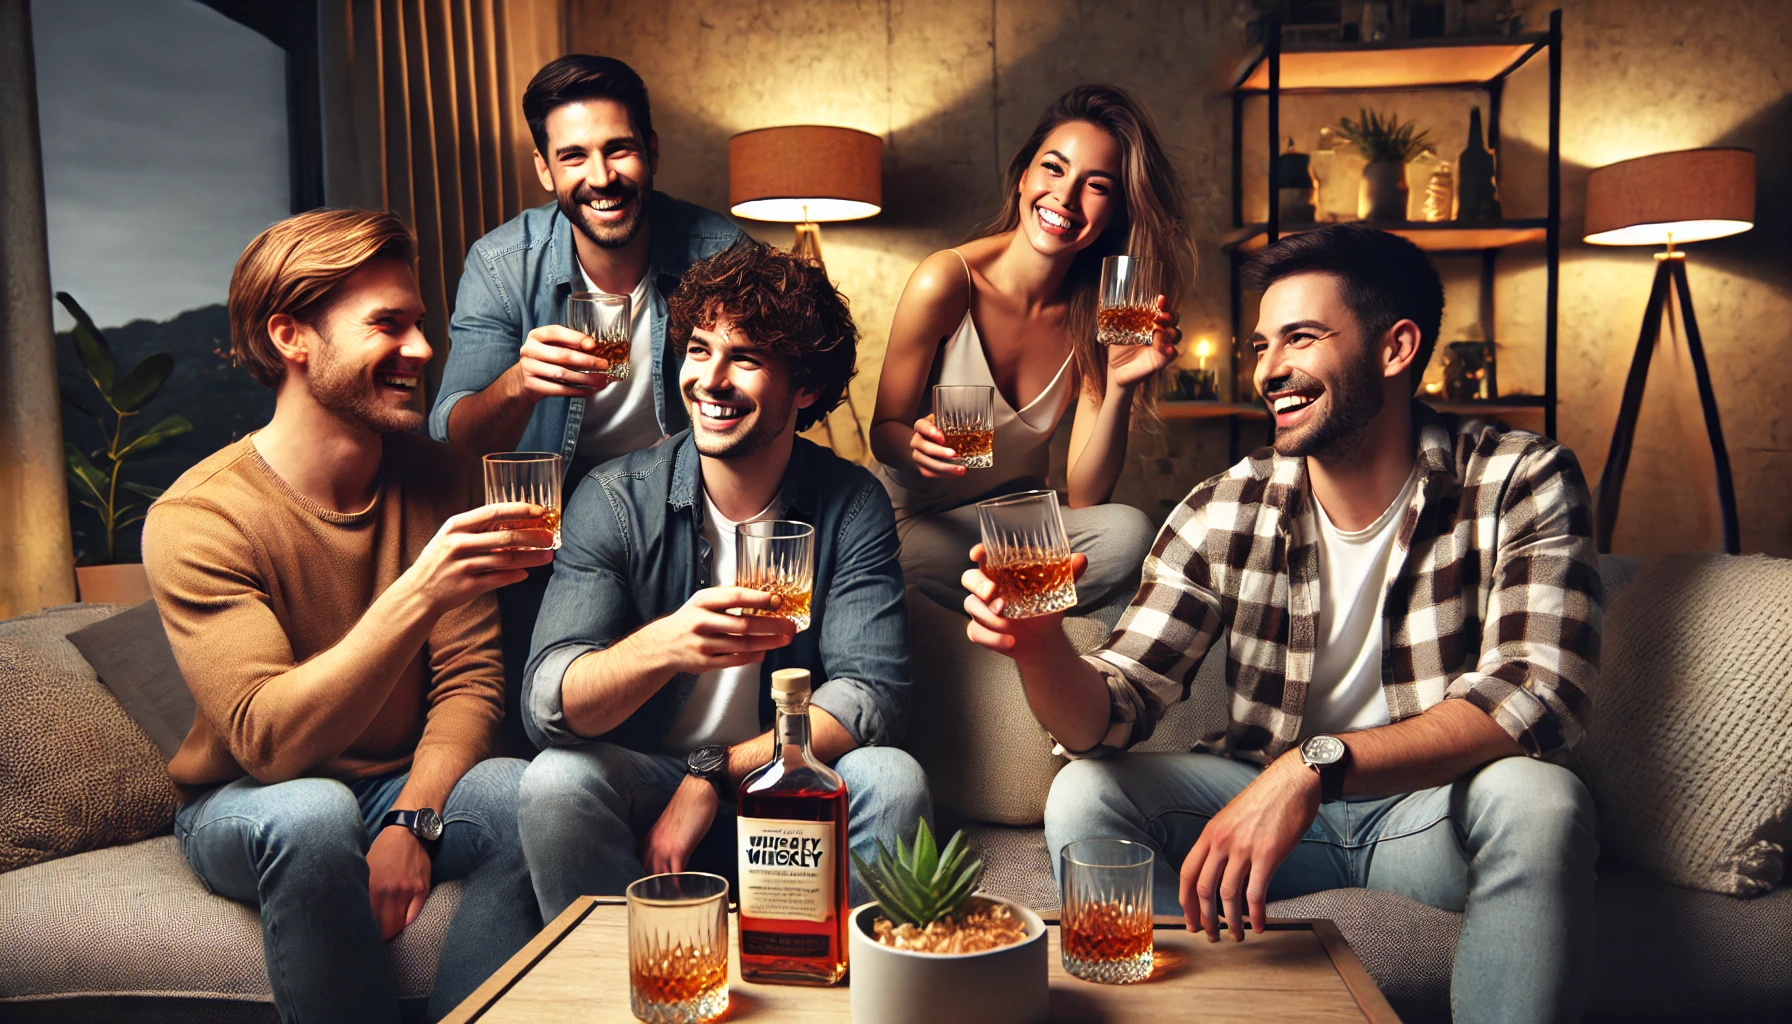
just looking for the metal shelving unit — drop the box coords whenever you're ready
[1212,8,1564,438]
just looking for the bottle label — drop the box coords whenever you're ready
[737,816,833,923]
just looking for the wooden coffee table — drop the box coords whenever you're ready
[444,897,1400,1023]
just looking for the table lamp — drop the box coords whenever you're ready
[728,126,882,266]
[1583,147,1754,555]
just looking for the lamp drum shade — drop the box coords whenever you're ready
[1583,148,1755,246]
[729,125,882,223]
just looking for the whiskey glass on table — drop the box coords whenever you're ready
[567,290,632,381]
[1060,838,1155,984]
[933,384,995,469]
[975,489,1078,618]
[482,452,563,550]
[1096,255,1162,347]
[736,521,815,632]
[626,872,731,1023]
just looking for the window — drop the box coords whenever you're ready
[34,0,294,562]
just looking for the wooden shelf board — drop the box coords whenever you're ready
[1225,220,1547,253]
[1236,35,1546,91]
[1161,401,1270,422]
[1424,397,1549,415]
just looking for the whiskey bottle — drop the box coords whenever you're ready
[737,668,850,985]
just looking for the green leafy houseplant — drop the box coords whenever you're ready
[852,818,986,930]
[57,292,193,564]
[1335,108,1435,164]
[1336,109,1435,222]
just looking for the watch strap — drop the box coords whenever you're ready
[379,808,441,851]
[1315,759,1346,802]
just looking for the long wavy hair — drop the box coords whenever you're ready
[979,85,1195,421]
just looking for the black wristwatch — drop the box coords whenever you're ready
[1299,735,1351,802]
[379,807,445,852]
[686,744,729,799]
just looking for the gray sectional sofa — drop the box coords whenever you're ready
[3,554,1789,1023]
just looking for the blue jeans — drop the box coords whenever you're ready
[173,758,539,1023]
[517,741,933,919]
[1044,752,1598,1024]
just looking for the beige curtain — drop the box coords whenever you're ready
[318,0,564,393]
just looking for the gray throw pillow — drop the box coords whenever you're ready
[1582,553,1792,896]
[66,601,195,760]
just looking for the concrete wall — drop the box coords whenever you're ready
[568,0,1792,555]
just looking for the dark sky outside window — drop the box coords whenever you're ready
[33,0,289,331]
[33,0,289,562]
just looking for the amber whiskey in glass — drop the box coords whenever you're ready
[736,668,850,986]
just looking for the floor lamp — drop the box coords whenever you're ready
[1583,148,1755,555]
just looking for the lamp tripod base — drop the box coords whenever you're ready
[1594,253,1740,555]
[791,222,823,265]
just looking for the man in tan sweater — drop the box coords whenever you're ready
[144,209,555,1023]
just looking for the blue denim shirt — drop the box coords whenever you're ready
[523,430,911,753]
[428,193,745,466]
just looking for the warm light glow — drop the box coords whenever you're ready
[728,197,882,223]
[1194,337,1213,369]
[1583,218,1754,247]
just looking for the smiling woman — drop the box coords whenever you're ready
[868,84,1194,630]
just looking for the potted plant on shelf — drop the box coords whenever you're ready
[57,292,192,604]
[849,820,1048,1024]
[1336,108,1434,222]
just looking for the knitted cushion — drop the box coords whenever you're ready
[0,640,179,872]
[1582,553,1792,896]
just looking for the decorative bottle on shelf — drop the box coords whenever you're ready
[737,668,850,986]
[1454,107,1502,222]
[1424,161,1455,222]
[1276,137,1317,225]
[1317,126,1360,223]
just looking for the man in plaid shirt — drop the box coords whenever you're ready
[963,225,1601,1023]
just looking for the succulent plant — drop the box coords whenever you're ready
[851,819,984,929]
[1336,108,1435,165]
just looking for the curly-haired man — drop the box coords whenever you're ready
[516,241,930,920]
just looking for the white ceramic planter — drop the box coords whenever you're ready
[847,898,1048,1024]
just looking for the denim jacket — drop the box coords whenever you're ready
[428,193,745,467]
[523,430,912,753]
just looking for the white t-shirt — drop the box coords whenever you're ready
[573,263,664,464]
[1301,467,1421,739]
[661,489,782,753]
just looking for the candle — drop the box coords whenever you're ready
[1194,338,1213,370]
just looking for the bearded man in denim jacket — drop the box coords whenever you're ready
[428,55,744,746]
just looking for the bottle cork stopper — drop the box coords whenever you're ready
[770,668,811,698]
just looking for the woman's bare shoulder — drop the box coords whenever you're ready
[899,249,974,314]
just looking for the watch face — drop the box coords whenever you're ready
[688,744,727,777]
[414,808,444,842]
[1303,734,1346,766]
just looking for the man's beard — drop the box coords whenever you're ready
[307,334,423,434]
[687,386,791,461]
[1270,357,1384,460]
[558,177,648,250]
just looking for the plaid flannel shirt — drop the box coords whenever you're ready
[1077,403,1601,763]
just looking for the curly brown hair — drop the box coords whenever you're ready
[667,241,859,434]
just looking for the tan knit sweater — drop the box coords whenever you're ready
[144,432,504,792]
